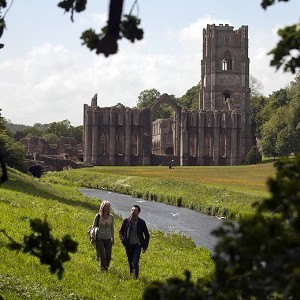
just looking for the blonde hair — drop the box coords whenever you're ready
[99,201,111,216]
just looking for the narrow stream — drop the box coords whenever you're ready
[80,188,224,251]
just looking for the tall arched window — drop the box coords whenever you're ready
[116,132,123,155]
[189,132,197,157]
[222,51,232,71]
[131,134,138,155]
[100,132,108,154]
[220,131,227,157]
[204,132,213,157]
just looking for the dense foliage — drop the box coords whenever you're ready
[136,88,176,120]
[177,83,200,111]
[250,72,300,158]
[0,117,27,172]
[7,119,83,144]
[245,146,262,165]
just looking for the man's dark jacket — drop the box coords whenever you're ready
[119,217,150,250]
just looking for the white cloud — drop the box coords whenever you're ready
[0,16,297,127]
[178,15,231,43]
[249,26,295,95]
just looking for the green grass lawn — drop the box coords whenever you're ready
[0,168,212,300]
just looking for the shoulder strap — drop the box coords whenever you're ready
[96,213,100,227]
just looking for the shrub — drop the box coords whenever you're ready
[0,132,27,172]
[246,146,262,165]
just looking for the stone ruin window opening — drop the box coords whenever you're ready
[165,147,174,155]
[222,51,232,71]
[116,131,124,155]
[204,132,213,157]
[131,133,138,155]
[220,131,227,157]
[100,132,108,155]
[151,102,176,156]
[223,91,233,110]
[189,132,197,157]
[223,91,231,100]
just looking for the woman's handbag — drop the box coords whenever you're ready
[87,214,100,246]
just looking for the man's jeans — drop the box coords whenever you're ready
[126,244,142,278]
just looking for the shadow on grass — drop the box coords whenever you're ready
[2,179,100,212]
[260,158,277,164]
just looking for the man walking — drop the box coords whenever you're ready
[119,205,150,279]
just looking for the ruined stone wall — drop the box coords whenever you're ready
[83,93,244,166]
[83,99,151,166]
[19,136,81,161]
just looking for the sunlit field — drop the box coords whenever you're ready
[77,162,276,196]
[43,162,276,220]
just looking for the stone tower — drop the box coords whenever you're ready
[200,24,252,159]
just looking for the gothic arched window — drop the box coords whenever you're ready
[220,131,227,157]
[189,132,197,157]
[204,132,213,157]
[100,132,108,155]
[131,134,138,155]
[222,51,232,71]
[116,132,124,155]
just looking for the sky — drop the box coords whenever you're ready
[0,0,299,126]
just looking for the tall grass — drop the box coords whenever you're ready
[0,168,212,299]
[43,163,276,220]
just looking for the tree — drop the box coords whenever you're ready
[262,0,300,74]
[249,75,265,139]
[261,106,289,158]
[275,126,297,157]
[250,94,268,139]
[177,83,200,111]
[259,72,300,158]
[113,102,126,109]
[59,0,144,57]
[46,120,72,137]
[0,129,27,173]
[245,146,262,165]
[253,88,289,140]
[250,75,264,98]
[45,120,82,144]
[42,133,59,144]
[136,88,161,109]
[136,88,175,120]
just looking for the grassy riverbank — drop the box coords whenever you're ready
[43,162,276,220]
[0,168,212,300]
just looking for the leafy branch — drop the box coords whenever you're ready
[261,0,300,73]
[1,218,78,280]
[58,0,143,57]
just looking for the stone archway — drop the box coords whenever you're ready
[150,94,182,165]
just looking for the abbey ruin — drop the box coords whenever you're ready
[83,24,253,166]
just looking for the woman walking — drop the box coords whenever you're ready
[92,201,114,271]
